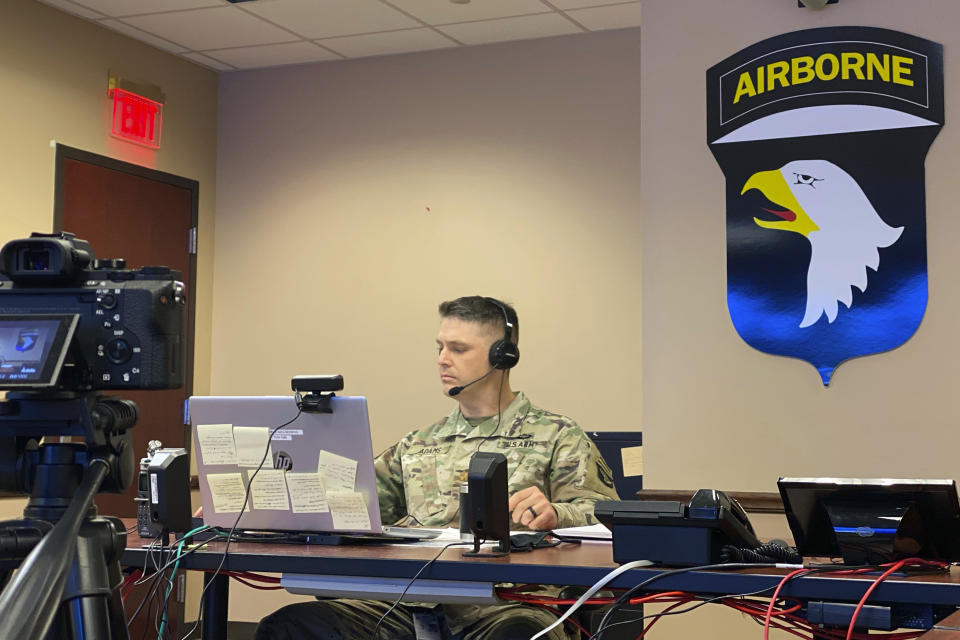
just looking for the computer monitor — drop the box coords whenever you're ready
[778,477,960,564]
[0,314,77,388]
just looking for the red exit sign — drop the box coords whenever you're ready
[110,88,163,148]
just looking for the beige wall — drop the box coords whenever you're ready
[212,30,643,455]
[641,0,960,491]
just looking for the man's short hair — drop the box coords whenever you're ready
[438,296,519,344]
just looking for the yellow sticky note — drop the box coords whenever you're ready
[250,469,290,510]
[234,426,272,467]
[318,450,358,492]
[197,424,238,465]
[206,473,248,513]
[287,472,329,513]
[621,446,644,478]
[327,491,371,530]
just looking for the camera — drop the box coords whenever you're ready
[0,232,185,391]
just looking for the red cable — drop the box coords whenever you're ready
[635,599,694,639]
[232,570,281,583]
[228,575,284,590]
[764,568,812,640]
[845,559,907,640]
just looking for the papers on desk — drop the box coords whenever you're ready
[553,523,612,541]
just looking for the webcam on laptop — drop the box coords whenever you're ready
[292,374,343,413]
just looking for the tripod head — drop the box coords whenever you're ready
[0,391,139,509]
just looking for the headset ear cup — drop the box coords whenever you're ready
[489,340,519,370]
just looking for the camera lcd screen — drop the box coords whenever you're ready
[0,315,78,388]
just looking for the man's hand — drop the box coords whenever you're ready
[508,486,557,530]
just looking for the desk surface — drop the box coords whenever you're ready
[121,521,960,608]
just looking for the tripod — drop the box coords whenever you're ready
[0,392,138,640]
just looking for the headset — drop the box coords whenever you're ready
[485,297,520,370]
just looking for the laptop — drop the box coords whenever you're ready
[190,395,441,540]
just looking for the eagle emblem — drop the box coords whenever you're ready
[707,27,942,385]
[741,160,903,328]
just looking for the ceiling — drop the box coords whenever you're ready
[38,0,642,72]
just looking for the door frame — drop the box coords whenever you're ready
[52,144,199,418]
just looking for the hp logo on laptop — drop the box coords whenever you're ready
[274,451,293,471]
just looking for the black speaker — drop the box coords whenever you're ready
[485,298,519,370]
[462,452,510,557]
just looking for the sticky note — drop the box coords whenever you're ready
[621,446,644,478]
[318,450,358,492]
[197,424,238,465]
[206,473,248,513]
[250,469,290,510]
[287,472,329,513]
[327,491,371,530]
[234,426,272,467]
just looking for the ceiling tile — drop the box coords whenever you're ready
[37,0,105,19]
[437,13,580,46]
[121,7,296,51]
[565,3,641,29]
[98,19,190,53]
[319,28,455,58]
[68,0,221,16]
[204,41,341,69]
[242,0,420,39]
[385,0,551,25]
[548,0,634,9]
[182,52,236,71]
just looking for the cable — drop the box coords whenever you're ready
[588,584,794,639]
[179,408,303,640]
[764,568,812,640]
[157,524,210,639]
[845,559,906,640]
[591,562,790,639]
[370,541,473,639]
[527,559,654,640]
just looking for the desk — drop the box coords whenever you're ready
[120,521,960,640]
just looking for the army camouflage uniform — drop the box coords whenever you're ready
[256,392,619,640]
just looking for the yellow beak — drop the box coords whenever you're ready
[741,170,819,237]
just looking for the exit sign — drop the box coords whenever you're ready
[110,88,162,148]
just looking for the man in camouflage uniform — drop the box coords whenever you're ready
[256,296,620,640]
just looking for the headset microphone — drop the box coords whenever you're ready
[448,367,496,397]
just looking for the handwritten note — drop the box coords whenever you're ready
[318,450,358,492]
[250,469,290,511]
[621,445,644,478]
[234,426,272,467]
[327,491,371,530]
[206,473,248,513]
[197,424,238,465]
[250,469,290,510]
[286,472,329,513]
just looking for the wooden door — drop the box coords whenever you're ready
[54,145,198,518]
